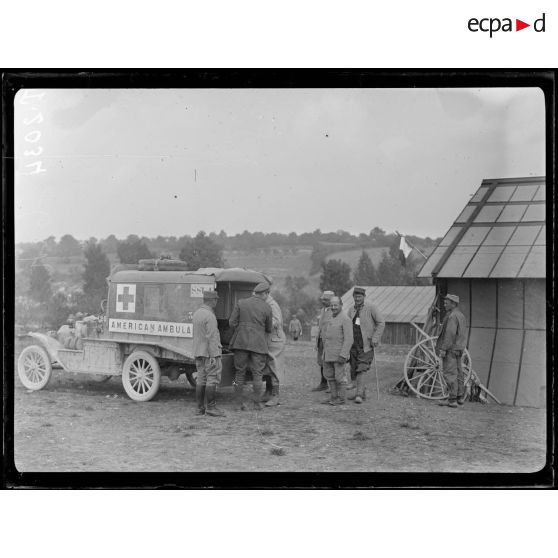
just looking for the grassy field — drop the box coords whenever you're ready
[224,248,313,286]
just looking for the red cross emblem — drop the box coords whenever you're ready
[116,284,136,313]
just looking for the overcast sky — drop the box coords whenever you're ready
[14,87,545,244]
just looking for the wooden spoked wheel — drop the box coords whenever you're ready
[17,345,53,390]
[403,336,472,400]
[122,351,161,401]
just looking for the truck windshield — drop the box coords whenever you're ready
[143,284,200,322]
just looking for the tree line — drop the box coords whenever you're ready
[16,230,433,330]
[17,227,437,259]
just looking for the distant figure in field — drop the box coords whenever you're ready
[288,314,303,341]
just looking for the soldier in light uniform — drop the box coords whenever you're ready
[193,290,225,417]
[436,294,468,408]
[261,290,286,407]
[311,290,334,392]
[321,297,353,406]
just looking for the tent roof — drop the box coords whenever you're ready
[341,286,436,323]
[418,176,546,279]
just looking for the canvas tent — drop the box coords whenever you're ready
[342,286,436,345]
[418,176,546,407]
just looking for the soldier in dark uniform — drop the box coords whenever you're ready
[436,294,468,408]
[347,287,385,404]
[229,282,273,410]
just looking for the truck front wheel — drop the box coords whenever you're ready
[122,351,161,402]
[17,345,52,390]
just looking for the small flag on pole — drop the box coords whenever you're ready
[399,235,413,265]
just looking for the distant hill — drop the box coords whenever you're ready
[16,230,439,298]
[325,247,390,268]
[224,248,313,287]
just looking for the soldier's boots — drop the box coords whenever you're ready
[354,375,366,404]
[252,381,263,410]
[234,383,249,411]
[195,385,206,415]
[438,400,458,408]
[205,385,226,417]
[261,380,273,402]
[311,368,328,391]
[335,382,346,405]
[265,386,280,407]
[321,380,338,404]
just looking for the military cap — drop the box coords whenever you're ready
[445,294,460,304]
[203,290,219,300]
[353,287,366,296]
[320,290,334,300]
[254,282,271,294]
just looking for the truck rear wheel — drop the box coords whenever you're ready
[17,345,53,390]
[122,351,161,402]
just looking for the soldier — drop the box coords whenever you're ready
[261,289,286,407]
[229,282,273,411]
[311,290,334,392]
[347,287,385,404]
[192,290,225,417]
[436,294,468,408]
[321,297,353,406]
[288,313,303,341]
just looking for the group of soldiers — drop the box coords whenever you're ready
[312,288,385,405]
[192,281,468,416]
[192,282,284,417]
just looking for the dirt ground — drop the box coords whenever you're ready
[12,340,547,473]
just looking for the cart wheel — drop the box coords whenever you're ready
[403,336,472,400]
[17,345,53,390]
[185,368,197,387]
[122,351,161,402]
